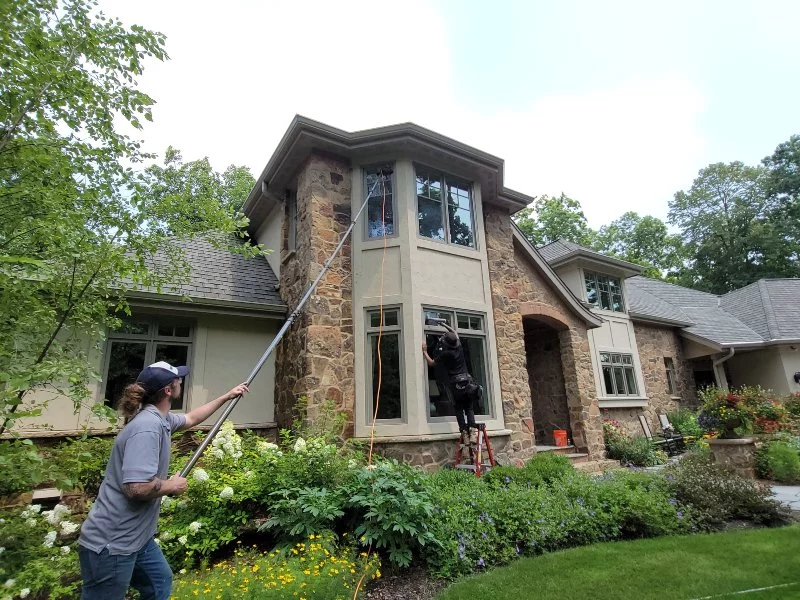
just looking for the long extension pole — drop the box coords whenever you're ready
[179,169,393,477]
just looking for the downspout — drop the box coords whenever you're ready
[712,348,735,390]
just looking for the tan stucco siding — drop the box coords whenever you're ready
[254,203,284,280]
[727,348,791,394]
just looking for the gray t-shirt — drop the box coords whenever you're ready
[79,405,186,555]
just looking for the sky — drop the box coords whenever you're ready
[100,0,800,227]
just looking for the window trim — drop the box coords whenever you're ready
[422,306,493,423]
[664,357,678,396]
[363,164,397,240]
[584,270,624,312]
[101,316,195,411]
[599,351,639,397]
[365,306,405,424]
[286,189,297,252]
[414,164,477,250]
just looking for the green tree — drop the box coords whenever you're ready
[594,212,683,278]
[667,162,795,293]
[514,193,594,247]
[762,134,800,269]
[141,147,256,222]
[0,0,259,435]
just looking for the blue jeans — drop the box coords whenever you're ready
[79,539,173,600]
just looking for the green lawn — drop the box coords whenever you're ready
[436,526,800,600]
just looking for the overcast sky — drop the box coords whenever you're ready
[101,0,800,227]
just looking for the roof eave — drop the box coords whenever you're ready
[628,312,692,328]
[549,251,643,277]
[511,225,603,328]
[127,291,287,318]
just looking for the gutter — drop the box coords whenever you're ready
[712,348,735,391]
[127,291,287,318]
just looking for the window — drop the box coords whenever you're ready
[416,166,475,248]
[423,308,490,420]
[585,271,624,312]
[366,308,403,421]
[664,357,677,395]
[364,165,395,238]
[286,190,297,251]
[103,317,193,410]
[600,352,638,396]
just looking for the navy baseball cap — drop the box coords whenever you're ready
[136,361,189,396]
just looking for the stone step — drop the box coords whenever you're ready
[573,459,623,475]
[535,444,576,456]
[563,453,589,464]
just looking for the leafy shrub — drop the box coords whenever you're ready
[346,459,437,567]
[666,409,703,438]
[756,441,800,483]
[421,467,688,579]
[603,421,667,467]
[0,440,52,496]
[665,452,786,529]
[171,533,381,599]
[48,436,114,495]
[525,451,573,483]
[0,502,83,598]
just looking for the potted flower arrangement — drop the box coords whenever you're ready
[698,389,755,439]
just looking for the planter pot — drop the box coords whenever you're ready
[708,438,756,479]
[0,491,34,508]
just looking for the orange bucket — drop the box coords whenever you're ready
[553,429,568,447]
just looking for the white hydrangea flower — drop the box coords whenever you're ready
[188,521,202,534]
[244,470,254,478]
[0,517,4,524]
[0,547,4,556]
[160,531,174,541]
[43,504,71,526]
[178,535,188,546]
[43,531,57,548]
[60,521,79,536]
[26,518,37,528]
[179,568,187,575]
[257,441,279,453]
[293,438,307,453]
[19,590,30,599]
[29,504,42,514]
[2,579,13,588]
[61,545,70,554]
[175,500,189,510]
[192,468,209,483]
[348,459,359,469]
[219,486,234,500]
[154,538,160,545]
[211,448,225,459]
[208,420,243,460]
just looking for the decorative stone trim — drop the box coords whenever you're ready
[355,429,513,444]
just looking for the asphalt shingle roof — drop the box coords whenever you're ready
[537,240,800,346]
[134,236,284,309]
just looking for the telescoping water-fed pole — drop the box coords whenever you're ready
[179,168,393,478]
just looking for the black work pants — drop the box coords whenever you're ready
[452,379,478,433]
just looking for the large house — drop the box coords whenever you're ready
[13,117,800,469]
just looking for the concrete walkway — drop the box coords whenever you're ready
[770,485,800,511]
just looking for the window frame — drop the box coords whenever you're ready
[101,316,195,411]
[362,164,397,240]
[422,307,493,423]
[286,189,297,252]
[365,306,405,423]
[584,270,624,312]
[599,351,639,397]
[414,164,477,250]
[664,357,678,396]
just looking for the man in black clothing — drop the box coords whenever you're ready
[422,324,480,444]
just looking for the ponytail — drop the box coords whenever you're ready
[119,382,164,421]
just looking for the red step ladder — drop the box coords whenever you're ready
[453,423,496,477]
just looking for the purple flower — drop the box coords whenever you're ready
[477,558,485,568]
[677,511,684,520]
[668,498,678,506]
[515,545,521,555]
[458,543,466,559]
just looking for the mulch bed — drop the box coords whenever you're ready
[364,567,447,600]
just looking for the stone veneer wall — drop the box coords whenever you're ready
[274,153,355,434]
[605,323,698,436]
[484,209,605,461]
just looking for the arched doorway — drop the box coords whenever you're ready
[523,314,571,447]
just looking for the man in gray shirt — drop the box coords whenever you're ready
[78,361,248,600]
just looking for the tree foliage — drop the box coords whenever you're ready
[514,193,594,247]
[594,212,683,278]
[0,0,260,435]
[668,161,799,293]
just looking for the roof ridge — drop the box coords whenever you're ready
[758,279,781,340]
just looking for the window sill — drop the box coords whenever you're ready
[354,429,512,444]
[362,238,401,250]
[417,237,480,259]
[670,396,683,401]
[598,398,649,409]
